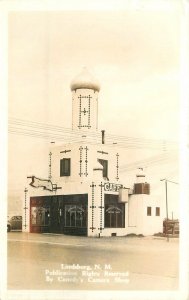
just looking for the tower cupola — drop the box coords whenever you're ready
[70,67,100,92]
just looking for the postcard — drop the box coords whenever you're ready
[0,0,189,300]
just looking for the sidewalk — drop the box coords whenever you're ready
[7,231,179,251]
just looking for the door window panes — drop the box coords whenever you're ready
[65,205,87,227]
[104,194,125,228]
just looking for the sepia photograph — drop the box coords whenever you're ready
[0,0,189,300]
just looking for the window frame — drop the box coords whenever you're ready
[155,207,160,216]
[147,206,152,216]
[64,204,87,228]
[60,158,71,177]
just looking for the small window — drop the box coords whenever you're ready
[147,206,151,216]
[60,158,71,176]
[156,207,160,216]
[98,159,108,178]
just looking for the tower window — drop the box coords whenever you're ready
[147,206,151,216]
[156,207,160,216]
[60,158,71,176]
[98,159,108,178]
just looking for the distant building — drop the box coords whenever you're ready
[23,68,163,236]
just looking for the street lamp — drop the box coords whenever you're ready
[160,178,179,242]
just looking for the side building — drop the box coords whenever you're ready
[23,68,163,237]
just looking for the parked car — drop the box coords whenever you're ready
[7,216,22,232]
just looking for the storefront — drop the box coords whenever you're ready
[30,194,88,236]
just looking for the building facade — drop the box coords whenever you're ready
[23,68,163,236]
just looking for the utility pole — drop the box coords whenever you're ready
[160,179,179,242]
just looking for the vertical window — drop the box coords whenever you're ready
[60,158,71,176]
[147,206,151,216]
[156,207,160,216]
[98,159,108,178]
[64,205,87,228]
[104,194,125,228]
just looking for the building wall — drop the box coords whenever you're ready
[23,179,128,236]
[127,194,163,235]
[23,142,163,237]
[50,143,121,184]
[23,173,164,237]
[23,184,163,236]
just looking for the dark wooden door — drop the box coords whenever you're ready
[49,196,64,234]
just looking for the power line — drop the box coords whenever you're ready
[119,152,178,173]
[9,127,178,172]
[9,126,175,150]
[8,117,178,151]
[9,117,177,145]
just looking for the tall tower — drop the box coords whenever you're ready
[70,67,100,131]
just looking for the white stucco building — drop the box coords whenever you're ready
[23,68,163,236]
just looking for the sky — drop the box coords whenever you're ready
[9,9,180,138]
[7,2,182,217]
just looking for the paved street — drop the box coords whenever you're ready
[7,232,179,290]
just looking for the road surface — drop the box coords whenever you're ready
[7,232,179,291]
